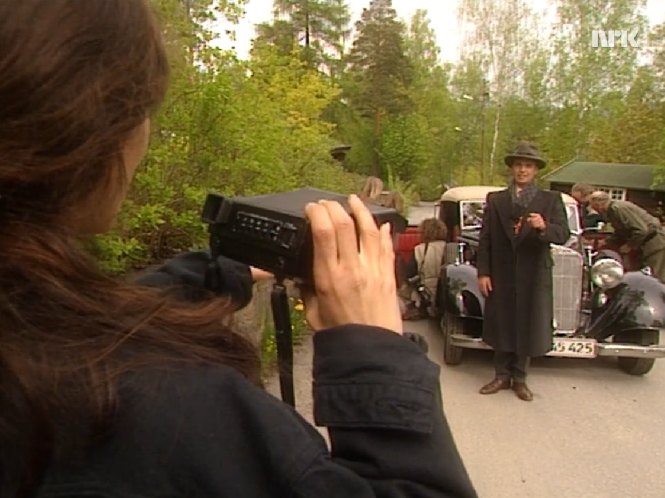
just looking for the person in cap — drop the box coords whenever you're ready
[589,191,665,282]
[571,183,605,228]
[477,142,570,401]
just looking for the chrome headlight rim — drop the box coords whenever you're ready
[590,257,624,290]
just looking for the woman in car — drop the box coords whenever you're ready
[400,218,448,320]
[0,1,476,497]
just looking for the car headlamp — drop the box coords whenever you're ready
[590,258,624,289]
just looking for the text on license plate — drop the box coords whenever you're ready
[549,338,597,358]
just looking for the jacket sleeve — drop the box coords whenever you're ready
[132,251,253,309]
[610,204,653,248]
[476,193,493,276]
[538,193,570,245]
[101,327,476,498]
[297,326,478,498]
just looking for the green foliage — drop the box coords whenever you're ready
[346,0,413,117]
[380,114,431,182]
[256,0,351,75]
[385,170,419,211]
[94,0,665,272]
[94,1,358,273]
[342,0,414,175]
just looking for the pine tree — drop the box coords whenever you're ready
[345,0,413,175]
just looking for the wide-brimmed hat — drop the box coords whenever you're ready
[504,142,546,169]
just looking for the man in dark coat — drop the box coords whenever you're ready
[477,142,570,401]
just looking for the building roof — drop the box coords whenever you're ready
[543,161,665,192]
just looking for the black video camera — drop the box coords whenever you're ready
[201,187,407,283]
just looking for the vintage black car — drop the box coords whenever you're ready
[436,186,665,375]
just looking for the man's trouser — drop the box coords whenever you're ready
[494,351,530,382]
[645,249,665,283]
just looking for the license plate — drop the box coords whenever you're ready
[549,338,597,358]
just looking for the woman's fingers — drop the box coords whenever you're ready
[305,198,401,334]
[380,223,402,334]
[349,194,381,262]
[305,202,337,289]
[319,200,359,264]
[379,222,396,280]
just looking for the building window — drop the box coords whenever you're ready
[599,187,626,201]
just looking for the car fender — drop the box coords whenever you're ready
[587,270,665,340]
[438,263,484,318]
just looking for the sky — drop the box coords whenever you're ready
[215,0,665,62]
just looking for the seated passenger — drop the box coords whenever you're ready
[400,218,447,320]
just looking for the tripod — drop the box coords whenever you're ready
[270,279,295,407]
[205,248,295,407]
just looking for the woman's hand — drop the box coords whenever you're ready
[250,267,274,282]
[303,194,402,334]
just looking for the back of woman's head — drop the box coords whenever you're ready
[419,218,447,243]
[0,2,259,496]
[0,0,168,230]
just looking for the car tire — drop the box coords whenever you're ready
[617,357,655,376]
[614,330,658,376]
[441,313,464,365]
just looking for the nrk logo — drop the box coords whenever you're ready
[591,28,640,48]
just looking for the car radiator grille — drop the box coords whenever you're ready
[551,245,584,333]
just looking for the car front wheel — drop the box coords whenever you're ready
[441,313,464,365]
[614,330,658,376]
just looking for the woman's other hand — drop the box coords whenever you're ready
[250,267,274,282]
[303,194,402,334]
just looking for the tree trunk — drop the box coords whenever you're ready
[489,102,502,184]
[479,103,487,184]
[372,110,382,177]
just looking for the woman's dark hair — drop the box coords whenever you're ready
[419,218,447,243]
[0,1,260,496]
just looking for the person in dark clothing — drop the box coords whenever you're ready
[571,183,605,228]
[0,1,477,497]
[477,143,570,401]
[590,191,665,282]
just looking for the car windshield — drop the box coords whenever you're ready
[460,200,486,230]
[565,202,581,234]
[457,199,581,233]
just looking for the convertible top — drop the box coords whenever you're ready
[440,186,503,202]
